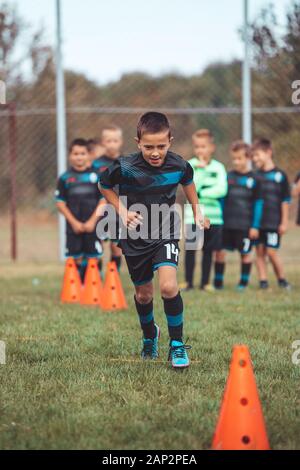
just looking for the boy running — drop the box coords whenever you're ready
[56,138,105,281]
[99,112,209,368]
[252,138,291,290]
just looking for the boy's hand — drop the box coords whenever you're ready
[195,159,207,169]
[83,219,96,233]
[249,228,259,240]
[120,209,143,230]
[195,213,210,230]
[278,223,288,235]
[71,220,85,234]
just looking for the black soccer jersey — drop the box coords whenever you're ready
[295,172,300,225]
[256,167,291,231]
[99,151,194,256]
[55,167,103,233]
[223,171,263,231]
[91,155,118,174]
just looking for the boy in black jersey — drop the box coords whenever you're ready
[56,139,105,282]
[99,112,209,369]
[292,172,300,226]
[252,138,291,290]
[92,126,124,271]
[216,141,263,290]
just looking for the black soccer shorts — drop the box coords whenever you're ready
[253,230,281,250]
[66,232,103,259]
[125,241,180,286]
[223,228,253,255]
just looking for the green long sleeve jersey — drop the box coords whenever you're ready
[184,157,228,225]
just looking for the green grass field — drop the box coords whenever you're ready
[0,228,300,450]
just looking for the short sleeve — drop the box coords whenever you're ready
[99,160,122,189]
[281,172,291,203]
[55,176,67,202]
[180,162,194,186]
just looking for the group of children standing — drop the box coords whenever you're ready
[55,125,124,282]
[182,130,294,292]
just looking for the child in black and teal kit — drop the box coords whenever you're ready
[252,138,291,290]
[216,141,264,290]
[99,112,210,369]
[56,138,105,282]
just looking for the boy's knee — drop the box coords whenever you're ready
[160,280,178,299]
[266,248,277,258]
[135,285,153,304]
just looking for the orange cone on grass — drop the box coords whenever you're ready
[212,345,270,450]
[101,261,128,310]
[60,257,82,303]
[81,258,103,306]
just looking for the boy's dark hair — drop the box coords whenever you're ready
[251,138,273,153]
[69,138,88,153]
[87,138,101,152]
[231,140,251,158]
[137,112,171,140]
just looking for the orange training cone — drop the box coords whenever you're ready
[101,261,128,311]
[212,345,270,450]
[60,257,82,303]
[81,258,103,306]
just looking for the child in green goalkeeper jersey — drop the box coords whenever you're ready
[183,129,228,291]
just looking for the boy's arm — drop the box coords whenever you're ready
[100,187,143,229]
[279,202,289,235]
[56,201,84,234]
[99,161,142,229]
[279,172,291,235]
[199,163,228,199]
[83,199,106,233]
[249,179,264,239]
[292,173,300,197]
[55,176,84,234]
[183,183,210,229]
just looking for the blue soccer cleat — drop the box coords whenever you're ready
[168,340,191,369]
[141,324,160,360]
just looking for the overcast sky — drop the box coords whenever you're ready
[9,0,292,84]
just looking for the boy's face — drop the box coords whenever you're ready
[193,137,215,164]
[102,130,123,159]
[231,149,249,173]
[69,145,89,170]
[252,148,272,170]
[136,131,172,167]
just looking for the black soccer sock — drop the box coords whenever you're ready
[214,262,225,288]
[111,255,122,272]
[201,250,213,288]
[78,259,87,283]
[134,296,156,340]
[185,250,196,288]
[239,262,252,287]
[163,292,183,341]
[97,259,103,279]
